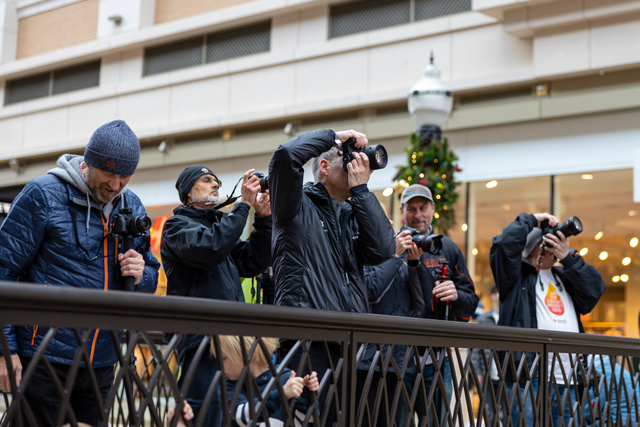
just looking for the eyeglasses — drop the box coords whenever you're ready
[200,175,221,186]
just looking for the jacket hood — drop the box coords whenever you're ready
[48,154,92,196]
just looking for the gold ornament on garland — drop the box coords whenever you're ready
[394,133,462,235]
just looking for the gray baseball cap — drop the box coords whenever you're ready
[401,184,433,205]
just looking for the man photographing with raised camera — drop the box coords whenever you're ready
[490,212,605,426]
[0,120,160,426]
[268,129,395,422]
[161,165,272,425]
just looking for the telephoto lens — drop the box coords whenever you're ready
[248,172,269,192]
[553,216,583,238]
[541,216,583,240]
[341,138,388,171]
[404,227,444,255]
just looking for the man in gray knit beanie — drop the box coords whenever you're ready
[82,120,141,204]
[0,119,159,426]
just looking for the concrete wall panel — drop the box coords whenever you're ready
[590,12,640,69]
[67,98,118,143]
[23,107,69,152]
[452,24,533,81]
[230,63,295,114]
[369,34,451,92]
[296,49,368,104]
[533,22,588,76]
[170,76,230,124]
[116,86,171,132]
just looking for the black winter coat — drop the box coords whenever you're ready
[268,129,396,313]
[490,212,606,382]
[359,257,417,372]
[408,235,478,321]
[161,203,272,355]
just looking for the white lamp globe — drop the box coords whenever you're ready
[408,54,453,144]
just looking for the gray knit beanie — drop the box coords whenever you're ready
[523,228,543,258]
[84,120,140,176]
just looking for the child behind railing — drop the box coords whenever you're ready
[168,336,318,426]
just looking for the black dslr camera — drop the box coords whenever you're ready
[540,216,583,249]
[112,203,152,292]
[341,138,388,171]
[403,227,443,255]
[248,172,269,192]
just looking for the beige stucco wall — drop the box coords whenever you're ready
[155,0,256,24]
[16,0,99,59]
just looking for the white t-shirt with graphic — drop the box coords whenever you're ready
[535,269,580,385]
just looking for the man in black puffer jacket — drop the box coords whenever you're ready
[161,166,272,427]
[268,129,395,422]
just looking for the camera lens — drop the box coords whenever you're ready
[568,216,582,234]
[135,216,152,233]
[367,144,388,170]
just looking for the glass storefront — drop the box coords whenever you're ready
[457,169,638,337]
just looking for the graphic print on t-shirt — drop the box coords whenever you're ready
[536,269,580,385]
[545,282,565,316]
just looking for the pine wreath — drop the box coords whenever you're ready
[394,133,462,235]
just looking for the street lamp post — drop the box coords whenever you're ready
[408,53,453,147]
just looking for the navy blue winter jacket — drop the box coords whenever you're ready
[227,367,311,427]
[0,157,160,367]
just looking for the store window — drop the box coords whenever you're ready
[555,169,638,337]
[470,176,551,308]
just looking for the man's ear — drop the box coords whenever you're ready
[319,159,331,177]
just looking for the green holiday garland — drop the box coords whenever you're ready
[394,133,462,235]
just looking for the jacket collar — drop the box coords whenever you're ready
[173,204,223,223]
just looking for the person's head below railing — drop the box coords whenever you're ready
[166,335,318,427]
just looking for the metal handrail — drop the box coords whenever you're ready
[1,282,639,427]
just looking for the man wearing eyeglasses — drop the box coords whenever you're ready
[0,120,160,427]
[160,165,272,426]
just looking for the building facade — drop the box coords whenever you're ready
[1,0,639,335]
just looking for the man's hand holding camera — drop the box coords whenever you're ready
[119,250,145,285]
[335,129,368,149]
[533,212,570,261]
[240,169,271,217]
[395,230,423,261]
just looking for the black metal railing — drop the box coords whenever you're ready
[1,282,639,427]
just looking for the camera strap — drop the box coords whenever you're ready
[211,176,242,210]
[69,202,110,261]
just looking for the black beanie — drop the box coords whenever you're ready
[176,165,219,205]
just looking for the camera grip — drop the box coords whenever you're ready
[122,235,136,292]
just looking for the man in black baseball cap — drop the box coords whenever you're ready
[160,166,272,425]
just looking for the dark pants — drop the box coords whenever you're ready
[355,369,401,427]
[400,359,452,427]
[484,379,505,426]
[19,356,114,427]
[178,347,221,427]
[278,340,343,427]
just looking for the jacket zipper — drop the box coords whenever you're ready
[30,284,46,347]
[89,212,110,364]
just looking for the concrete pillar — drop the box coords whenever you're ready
[97,0,155,38]
[0,0,18,65]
